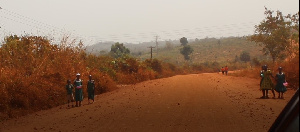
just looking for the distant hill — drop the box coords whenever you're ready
[86,41,115,54]
[138,36,271,65]
[86,36,271,66]
[86,40,181,55]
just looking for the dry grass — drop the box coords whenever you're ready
[0,35,119,120]
[1,35,298,121]
[0,35,181,120]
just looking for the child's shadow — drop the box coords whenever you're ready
[255,97,277,99]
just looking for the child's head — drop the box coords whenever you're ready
[76,73,80,79]
[278,67,283,72]
[263,65,268,71]
[67,79,71,84]
[89,75,92,80]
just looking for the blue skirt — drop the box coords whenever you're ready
[75,88,83,101]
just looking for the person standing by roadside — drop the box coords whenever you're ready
[87,75,95,104]
[275,67,287,99]
[260,65,275,99]
[66,80,74,108]
[74,73,83,107]
[221,67,225,75]
[224,66,228,75]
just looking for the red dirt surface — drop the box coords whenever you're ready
[0,73,296,132]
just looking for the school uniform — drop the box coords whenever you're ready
[87,80,95,100]
[66,84,74,101]
[260,70,274,90]
[74,79,83,101]
[275,72,287,92]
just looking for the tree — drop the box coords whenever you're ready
[180,37,188,46]
[287,12,299,44]
[180,45,193,60]
[240,51,250,62]
[249,7,299,63]
[286,12,299,59]
[110,42,130,58]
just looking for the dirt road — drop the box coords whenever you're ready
[0,73,296,132]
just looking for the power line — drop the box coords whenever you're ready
[0,7,96,45]
[155,35,159,55]
[1,8,64,33]
[0,6,259,44]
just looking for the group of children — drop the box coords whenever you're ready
[65,66,286,107]
[65,73,95,107]
[220,66,229,75]
[260,65,287,99]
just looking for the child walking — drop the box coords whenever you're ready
[224,66,228,75]
[87,75,95,104]
[260,65,275,99]
[74,73,83,107]
[275,67,287,99]
[221,67,225,75]
[66,79,74,107]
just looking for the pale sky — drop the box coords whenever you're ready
[0,0,299,45]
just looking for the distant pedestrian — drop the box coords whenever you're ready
[87,75,95,104]
[66,80,74,108]
[260,65,275,99]
[74,73,83,107]
[224,66,228,75]
[221,67,225,75]
[275,67,287,99]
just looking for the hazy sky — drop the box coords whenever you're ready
[0,0,299,45]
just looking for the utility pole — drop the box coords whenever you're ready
[148,46,155,59]
[155,35,159,55]
[0,7,2,29]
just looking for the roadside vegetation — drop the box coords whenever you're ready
[0,35,182,120]
[0,8,298,121]
[231,8,299,89]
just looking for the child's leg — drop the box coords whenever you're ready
[261,90,265,98]
[71,94,74,106]
[281,92,284,99]
[71,100,74,107]
[271,89,275,98]
[266,90,269,98]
